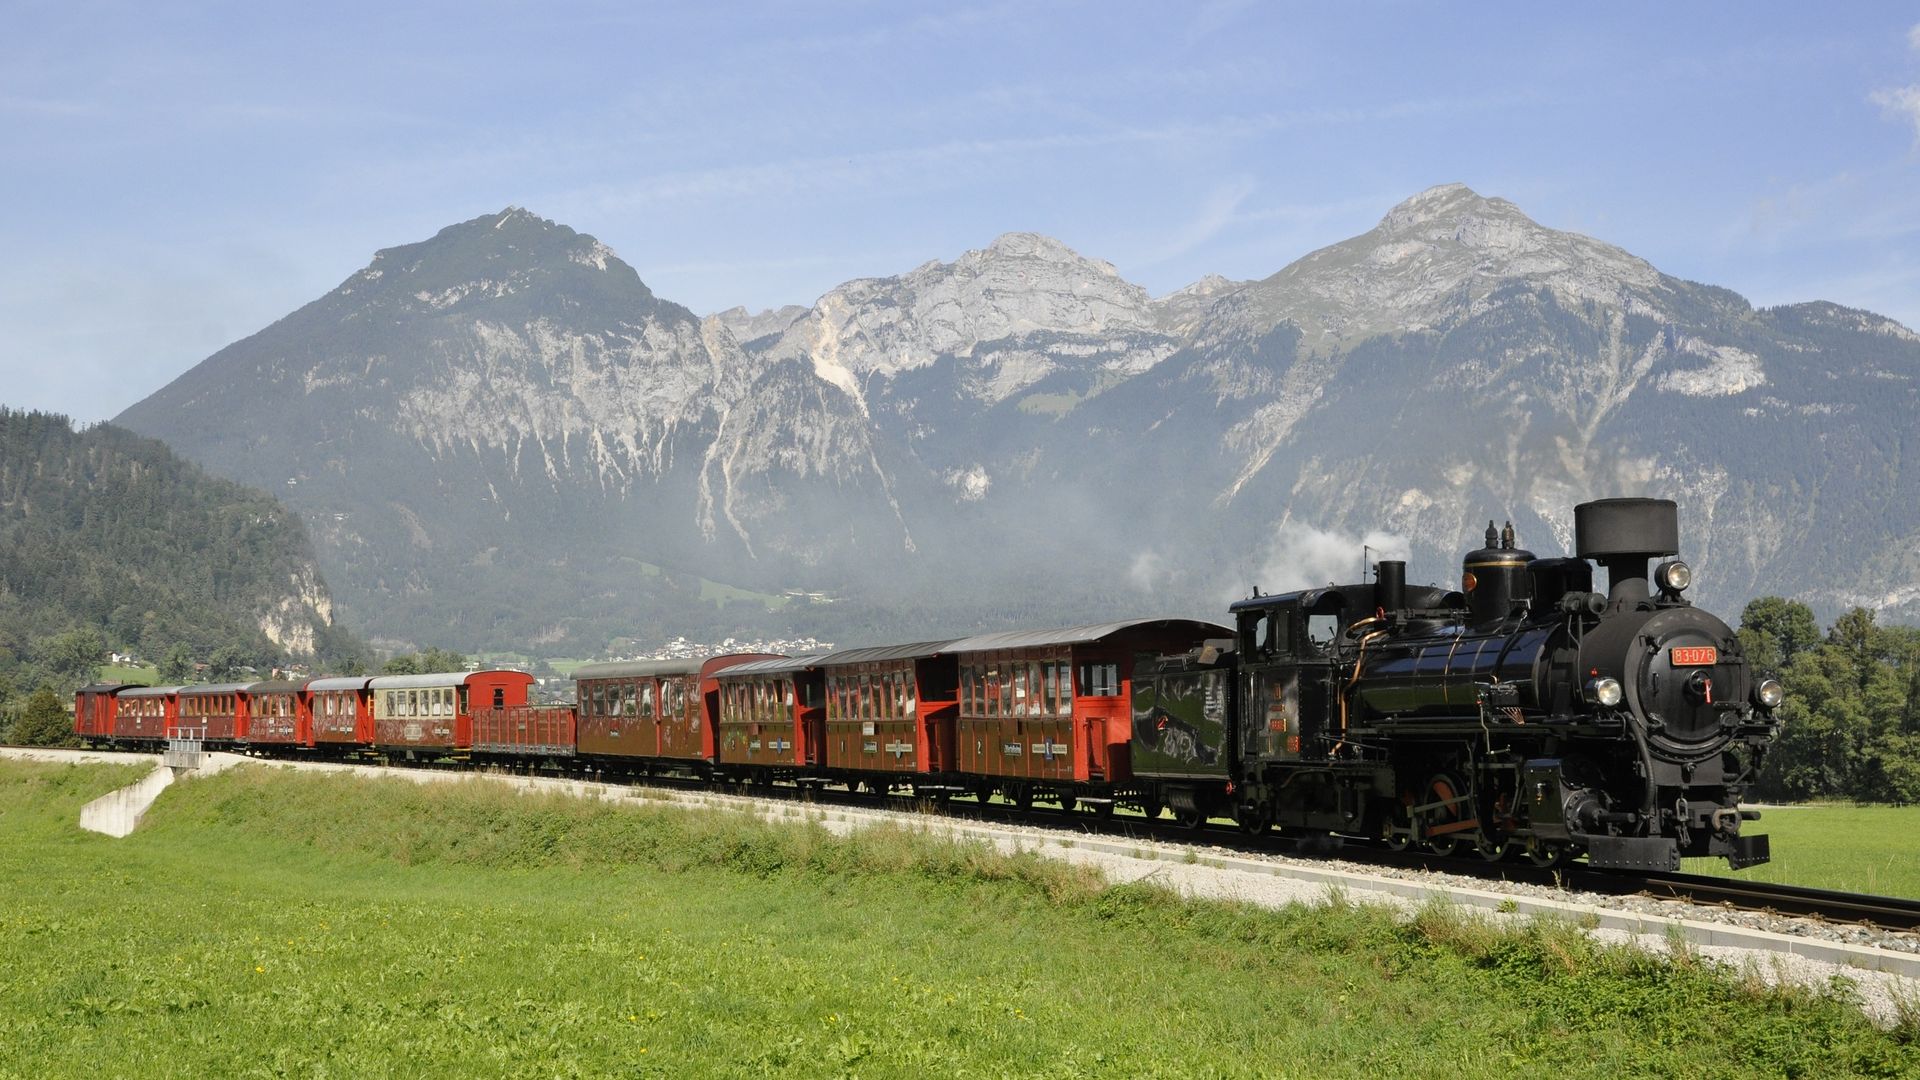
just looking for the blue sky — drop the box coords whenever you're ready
[6,2,1920,423]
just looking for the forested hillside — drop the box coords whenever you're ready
[0,410,364,709]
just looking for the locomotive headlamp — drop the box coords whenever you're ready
[1755,678,1785,710]
[1654,560,1692,594]
[1585,676,1624,708]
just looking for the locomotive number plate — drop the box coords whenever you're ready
[1670,646,1717,666]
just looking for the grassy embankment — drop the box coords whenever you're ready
[1687,804,1920,898]
[0,760,1914,1078]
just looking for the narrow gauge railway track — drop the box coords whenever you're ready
[19,744,1919,934]
[473,759,1920,934]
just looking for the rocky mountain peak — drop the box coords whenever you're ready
[1205,183,1668,349]
[340,206,659,322]
[1153,273,1247,337]
[763,232,1162,401]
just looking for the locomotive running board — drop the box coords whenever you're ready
[1583,835,1681,872]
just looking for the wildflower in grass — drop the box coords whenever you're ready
[255,965,264,973]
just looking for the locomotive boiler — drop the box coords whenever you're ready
[1141,497,1782,869]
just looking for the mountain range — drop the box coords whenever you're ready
[114,185,1920,652]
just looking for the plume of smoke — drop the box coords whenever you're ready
[1256,523,1410,594]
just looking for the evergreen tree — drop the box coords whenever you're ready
[10,687,75,747]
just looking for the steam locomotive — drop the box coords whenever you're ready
[1133,497,1783,870]
[77,497,1782,872]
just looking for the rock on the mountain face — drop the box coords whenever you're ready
[710,304,809,348]
[115,188,1920,651]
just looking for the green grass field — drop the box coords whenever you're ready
[95,663,159,686]
[0,761,1913,1078]
[1687,804,1920,898]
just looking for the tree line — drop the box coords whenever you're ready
[1740,597,1920,804]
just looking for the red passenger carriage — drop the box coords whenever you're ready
[242,679,309,747]
[178,682,252,744]
[308,676,373,748]
[572,655,773,768]
[73,682,134,743]
[112,685,180,743]
[817,641,958,782]
[369,669,534,756]
[947,620,1229,805]
[715,656,825,778]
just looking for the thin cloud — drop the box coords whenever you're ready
[1134,176,1257,268]
[1870,85,1920,143]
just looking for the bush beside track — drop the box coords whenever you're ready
[1,761,1915,1078]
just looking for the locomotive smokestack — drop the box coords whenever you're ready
[1573,498,1680,608]
[1376,560,1406,612]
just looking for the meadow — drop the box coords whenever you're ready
[1685,804,1920,898]
[0,760,1914,1079]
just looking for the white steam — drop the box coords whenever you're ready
[1256,523,1410,594]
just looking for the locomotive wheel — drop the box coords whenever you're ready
[1385,832,1413,853]
[1526,840,1571,869]
[1173,805,1206,830]
[1422,772,1471,858]
[1475,836,1510,863]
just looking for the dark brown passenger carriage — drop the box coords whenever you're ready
[949,619,1230,791]
[573,654,774,765]
[817,641,959,778]
[715,656,825,774]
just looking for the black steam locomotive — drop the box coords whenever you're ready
[1130,498,1783,870]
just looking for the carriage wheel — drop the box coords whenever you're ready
[1092,800,1115,819]
[1057,795,1077,814]
[1237,804,1272,837]
[1012,787,1034,812]
[1139,795,1164,821]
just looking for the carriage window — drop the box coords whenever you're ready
[1078,664,1120,697]
[492,687,504,709]
[639,682,655,718]
[783,681,794,709]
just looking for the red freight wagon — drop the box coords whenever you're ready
[817,641,958,780]
[473,704,576,757]
[243,679,309,747]
[74,683,134,744]
[715,656,825,775]
[114,685,180,743]
[308,676,373,747]
[573,655,774,764]
[178,682,252,744]
[370,670,534,755]
[948,620,1229,792]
